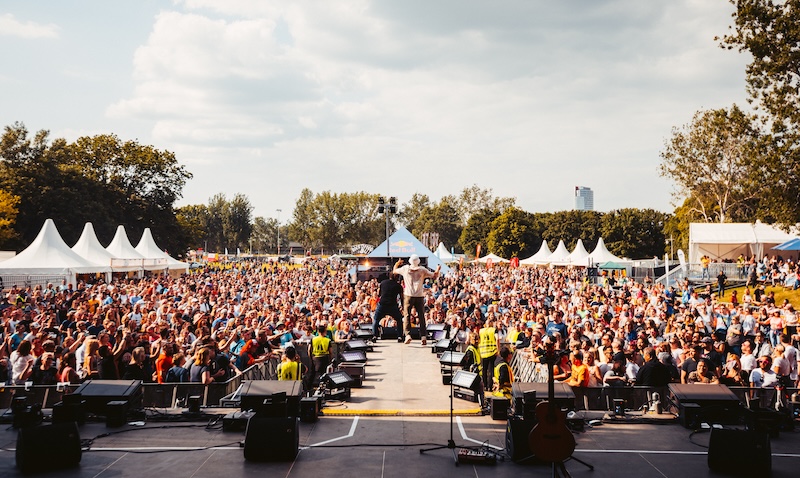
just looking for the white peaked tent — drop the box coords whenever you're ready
[521,240,551,265]
[106,225,164,271]
[688,222,796,263]
[72,223,137,273]
[0,219,107,284]
[135,228,188,272]
[476,253,509,263]
[544,240,571,264]
[433,242,456,263]
[562,239,590,266]
[588,237,627,264]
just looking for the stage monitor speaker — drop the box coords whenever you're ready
[340,350,367,363]
[707,428,770,475]
[70,380,143,415]
[17,422,81,473]
[244,416,300,462]
[506,416,535,463]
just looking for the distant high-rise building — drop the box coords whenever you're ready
[574,186,594,211]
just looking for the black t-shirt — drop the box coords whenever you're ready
[378,279,403,307]
[680,357,697,377]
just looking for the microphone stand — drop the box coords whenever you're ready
[420,336,461,465]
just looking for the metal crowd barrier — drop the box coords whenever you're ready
[509,350,798,412]
[0,356,282,411]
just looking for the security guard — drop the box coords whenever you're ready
[463,331,486,407]
[277,346,307,384]
[479,317,500,394]
[493,347,514,399]
[309,324,332,386]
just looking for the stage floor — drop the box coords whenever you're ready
[1,339,799,477]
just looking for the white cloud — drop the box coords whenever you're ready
[0,13,58,39]
[104,1,749,217]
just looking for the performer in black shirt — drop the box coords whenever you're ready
[373,273,403,339]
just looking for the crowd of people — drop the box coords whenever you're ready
[1,256,798,412]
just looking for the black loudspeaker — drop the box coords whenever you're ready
[491,397,509,420]
[707,428,770,475]
[17,422,81,473]
[300,396,320,423]
[244,416,300,462]
[506,416,535,463]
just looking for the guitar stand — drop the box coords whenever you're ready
[550,454,594,478]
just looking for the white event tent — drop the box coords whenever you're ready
[544,240,571,264]
[0,219,107,285]
[475,253,509,264]
[135,228,188,272]
[521,240,551,265]
[588,237,627,264]
[688,222,796,264]
[559,239,590,266]
[72,223,139,276]
[106,225,166,271]
[433,242,457,263]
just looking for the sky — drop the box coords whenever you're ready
[0,1,751,223]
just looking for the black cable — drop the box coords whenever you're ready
[687,428,710,449]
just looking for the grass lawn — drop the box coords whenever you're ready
[721,283,800,309]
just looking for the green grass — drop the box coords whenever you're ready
[722,283,800,309]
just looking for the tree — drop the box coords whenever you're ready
[453,184,516,226]
[0,189,20,248]
[289,188,316,251]
[720,1,800,226]
[176,204,209,250]
[398,193,431,232]
[542,211,603,251]
[486,207,536,258]
[601,208,669,259]
[226,193,253,251]
[459,208,502,257]
[412,197,462,252]
[251,216,279,253]
[659,105,763,223]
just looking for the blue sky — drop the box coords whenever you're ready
[0,1,750,221]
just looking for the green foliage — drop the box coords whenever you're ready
[0,189,20,248]
[459,208,502,257]
[412,197,462,252]
[287,189,384,252]
[600,208,669,259]
[541,210,603,251]
[0,123,190,254]
[486,207,536,258]
[720,1,800,227]
[659,105,763,223]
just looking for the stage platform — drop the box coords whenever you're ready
[1,338,799,477]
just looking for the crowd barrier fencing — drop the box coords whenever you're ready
[0,356,281,411]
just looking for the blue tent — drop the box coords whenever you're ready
[772,238,800,251]
[368,227,451,275]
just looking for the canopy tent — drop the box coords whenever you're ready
[135,228,188,272]
[588,237,628,264]
[368,227,451,274]
[557,239,590,267]
[475,253,509,264]
[688,222,796,263]
[433,242,455,263]
[106,226,166,271]
[542,240,571,264]
[772,238,800,251]
[520,240,551,265]
[72,223,138,273]
[0,219,107,284]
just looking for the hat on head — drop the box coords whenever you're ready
[701,336,713,344]
[409,254,421,270]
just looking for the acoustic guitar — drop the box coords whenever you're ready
[527,342,576,463]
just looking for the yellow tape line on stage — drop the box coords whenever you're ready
[321,408,483,416]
